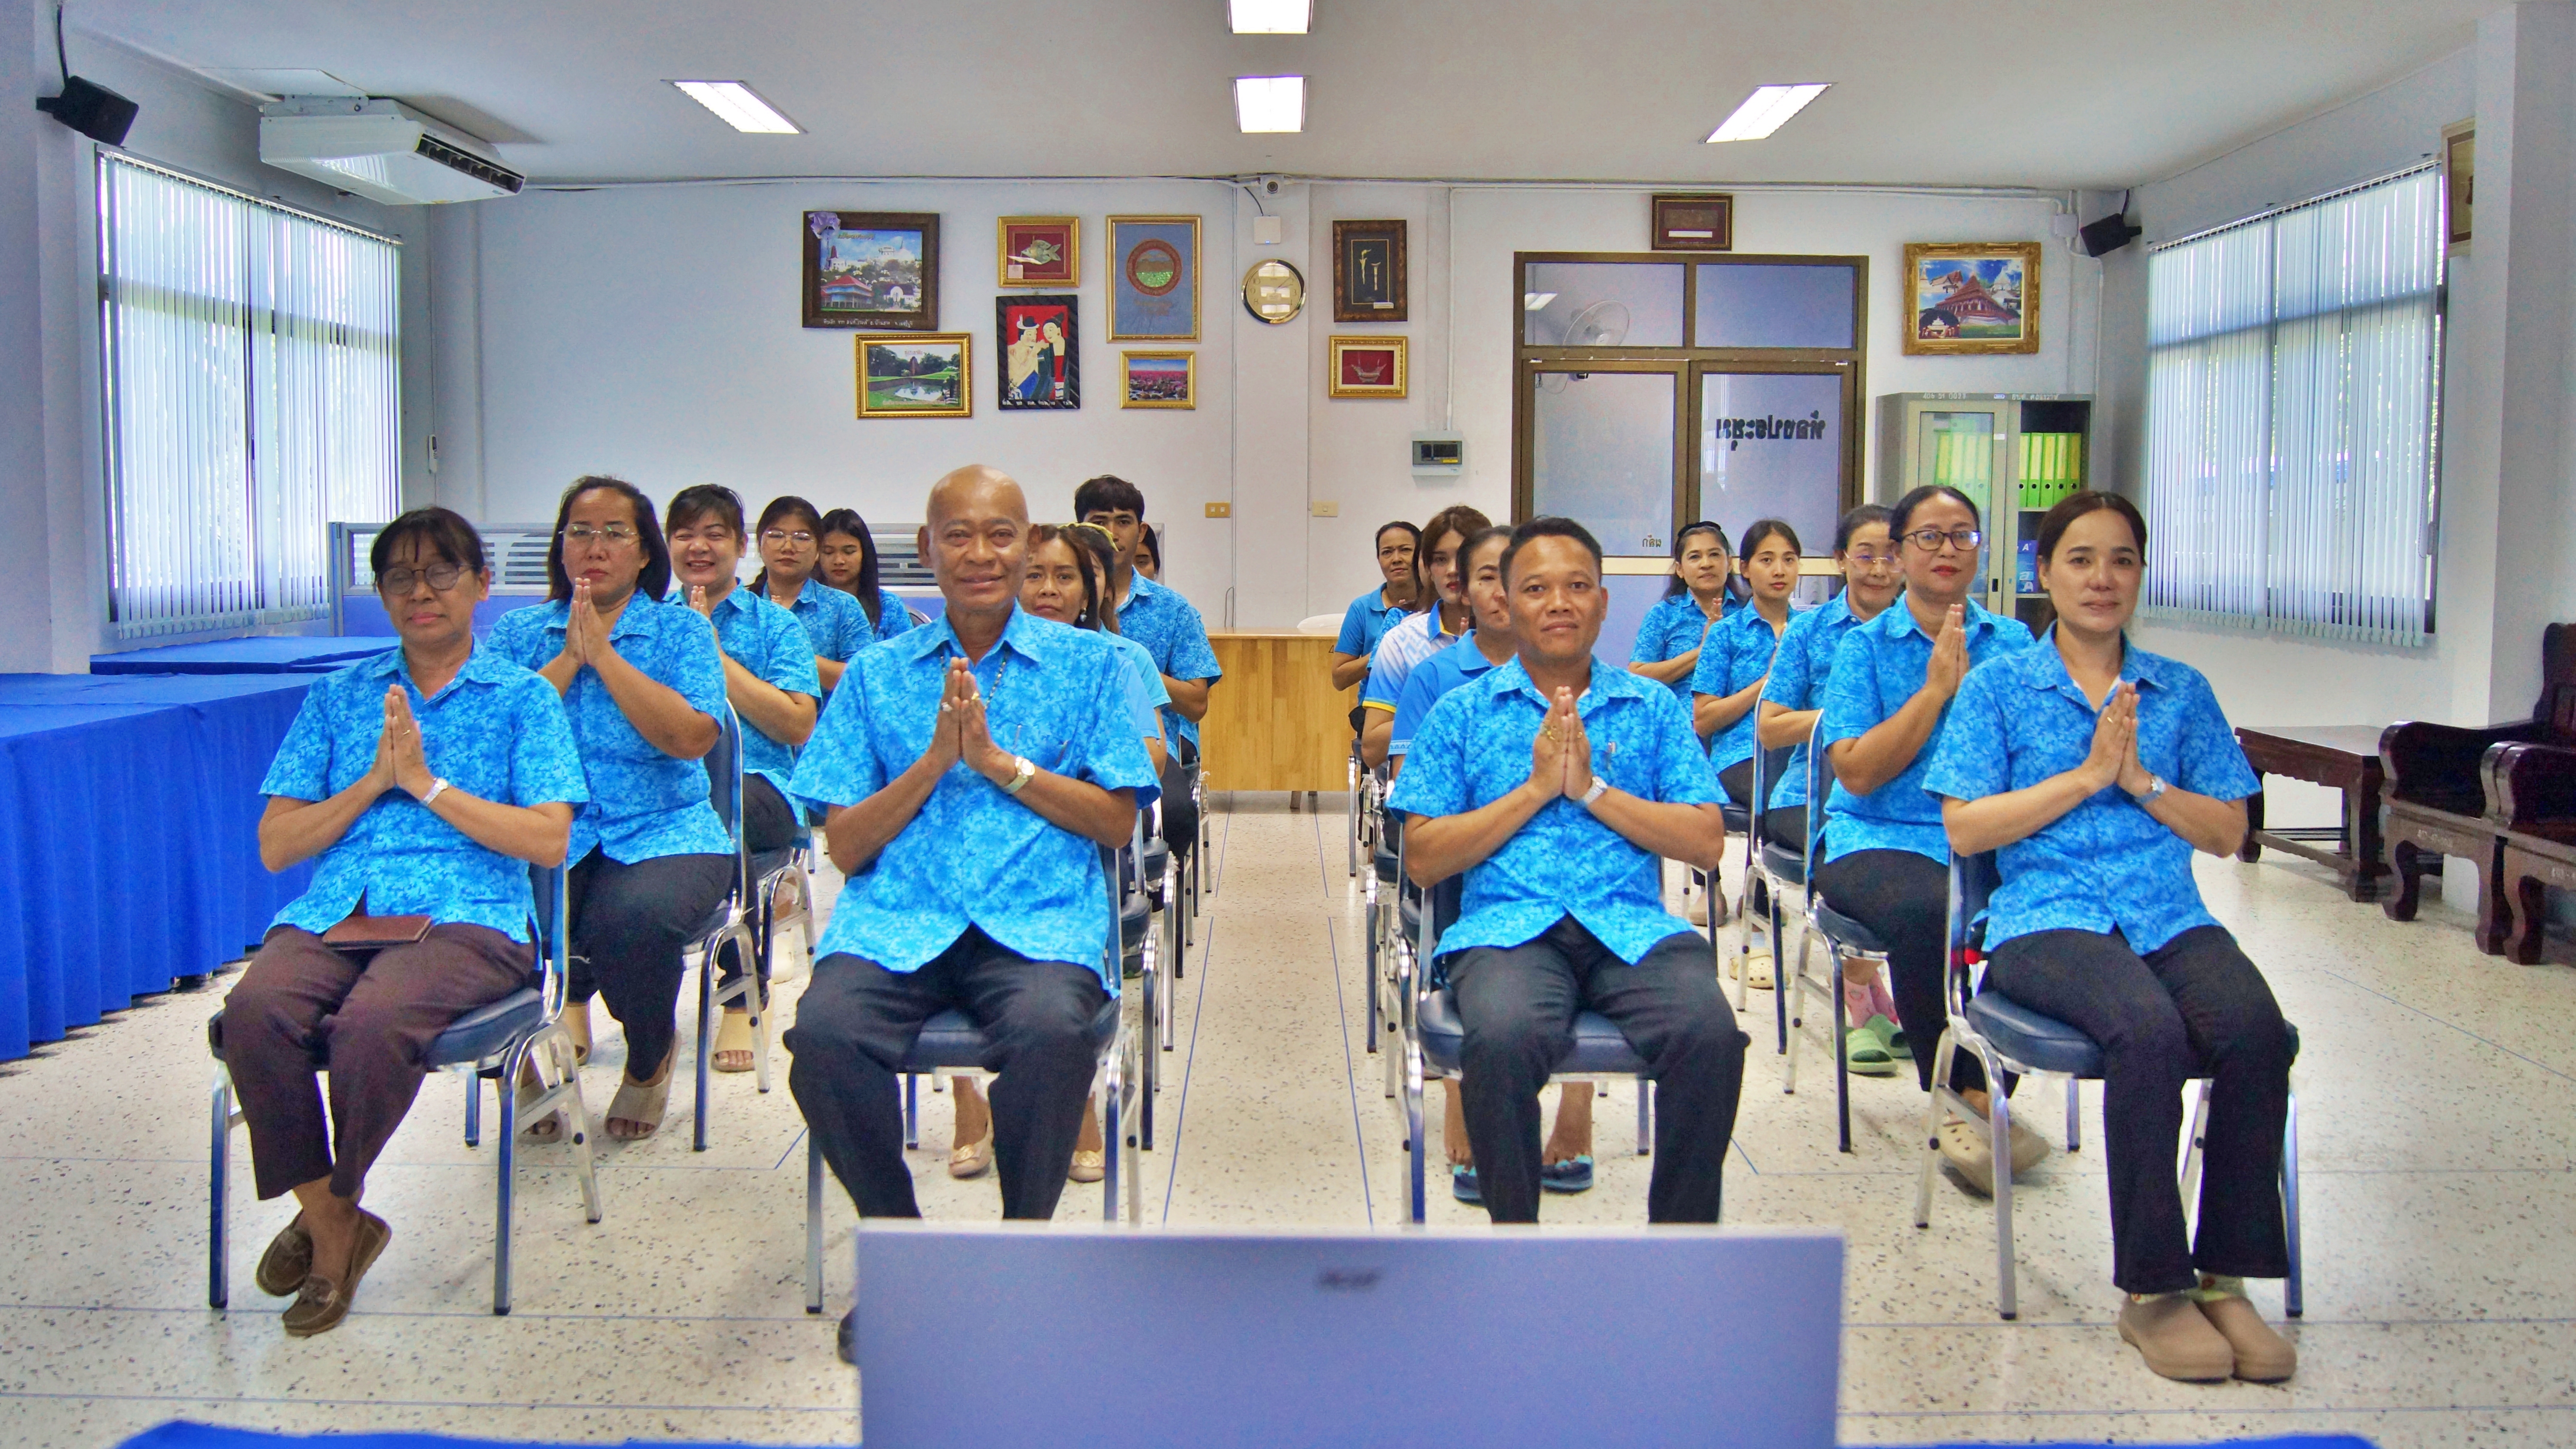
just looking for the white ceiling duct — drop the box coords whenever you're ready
[259,97,522,205]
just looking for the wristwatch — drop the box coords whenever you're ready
[1000,755,1037,796]
[420,776,450,808]
[2137,774,2168,805]
[1580,776,1611,808]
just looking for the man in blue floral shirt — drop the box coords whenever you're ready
[1390,518,1746,1225]
[1076,474,1218,861]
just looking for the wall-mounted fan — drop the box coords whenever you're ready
[1531,299,1631,392]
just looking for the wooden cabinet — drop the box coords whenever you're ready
[1199,632,1357,792]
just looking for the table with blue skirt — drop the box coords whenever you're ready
[0,672,320,1061]
[90,636,392,676]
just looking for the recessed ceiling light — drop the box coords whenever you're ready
[1522,292,1558,311]
[1234,76,1305,133]
[669,81,801,135]
[1229,0,1311,33]
[1705,83,1830,142]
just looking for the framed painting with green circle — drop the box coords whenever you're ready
[857,333,972,418]
[1108,215,1201,340]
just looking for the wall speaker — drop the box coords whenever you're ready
[36,76,139,147]
[2079,211,2142,258]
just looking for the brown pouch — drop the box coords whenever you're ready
[322,915,434,950]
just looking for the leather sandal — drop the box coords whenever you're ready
[281,1210,390,1338]
[605,1045,675,1140]
[948,1128,994,1179]
[1068,1149,1106,1184]
[255,1213,312,1298]
[712,1007,756,1073]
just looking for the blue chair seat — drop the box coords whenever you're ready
[1142,837,1170,882]
[1416,989,1644,1076]
[903,999,1122,1073]
[1961,993,2102,1077]
[1719,802,1752,837]
[1373,842,1400,886]
[1757,842,1806,887]
[1807,896,1886,955]
[207,986,544,1073]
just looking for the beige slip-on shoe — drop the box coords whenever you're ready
[2198,1292,2297,1382]
[2118,1293,2236,1382]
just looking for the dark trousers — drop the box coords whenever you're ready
[1811,849,1988,1097]
[566,849,733,1079]
[1717,759,1757,809]
[1986,925,2294,1294]
[1763,805,1808,853]
[225,924,532,1201]
[1447,919,1747,1224]
[1158,740,1200,861]
[787,929,1108,1221]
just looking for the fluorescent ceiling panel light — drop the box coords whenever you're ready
[1229,0,1311,33]
[1705,83,1829,142]
[669,81,801,134]
[1234,75,1305,133]
[1522,292,1557,310]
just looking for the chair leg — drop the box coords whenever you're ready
[1832,954,1852,1155]
[560,1033,602,1225]
[693,953,716,1153]
[209,1073,233,1312]
[2282,1091,2303,1319]
[464,1068,483,1148]
[804,1135,825,1313]
[2178,1080,2212,1241]
[1634,1075,1651,1155]
[904,1074,920,1151]
[2064,1078,2082,1153]
[1140,918,1157,1153]
[494,1044,520,1316]
[1991,1074,2018,1321]
[1406,1049,1428,1226]
[1913,1031,1954,1229]
[1101,1054,1121,1225]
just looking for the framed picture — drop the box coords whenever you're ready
[1328,335,1407,399]
[2442,119,2474,249]
[1902,242,2041,355]
[856,333,971,418]
[1331,219,1407,322]
[805,212,940,330]
[1650,193,1735,251]
[997,216,1078,287]
[997,295,1079,410]
[1107,215,1201,340]
[1120,350,1196,409]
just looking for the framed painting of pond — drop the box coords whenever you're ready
[857,333,972,418]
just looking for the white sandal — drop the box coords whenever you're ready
[605,1046,675,1140]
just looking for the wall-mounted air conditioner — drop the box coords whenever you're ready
[260,97,523,206]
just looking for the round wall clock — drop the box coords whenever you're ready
[1241,260,1305,324]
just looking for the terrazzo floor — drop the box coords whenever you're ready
[1,794,2572,1446]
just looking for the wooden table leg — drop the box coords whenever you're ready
[2501,845,2546,965]
[2339,781,2368,901]
[2239,788,2265,864]
[2353,773,2386,901]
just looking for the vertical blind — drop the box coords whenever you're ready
[2143,164,2444,645]
[98,154,401,637]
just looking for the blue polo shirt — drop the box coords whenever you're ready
[1926,633,2260,953]
[1107,629,1171,768]
[487,594,732,866]
[1115,573,1222,749]
[1388,632,1505,758]
[260,645,589,943]
[1628,591,1733,709]
[1758,594,1874,810]
[1361,608,1461,714]
[678,585,820,805]
[790,606,1158,980]
[1817,599,2033,865]
[1335,587,1413,659]
[1689,604,1797,777]
[1388,658,1719,965]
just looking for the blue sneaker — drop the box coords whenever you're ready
[1450,1165,1481,1203]
[1540,1155,1595,1194]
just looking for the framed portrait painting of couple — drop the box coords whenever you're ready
[997,295,1079,410]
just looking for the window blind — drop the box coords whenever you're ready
[2142,164,2443,646]
[98,154,401,637]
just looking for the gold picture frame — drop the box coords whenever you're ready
[1106,215,1203,340]
[1120,350,1196,409]
[996,216,1078,287]
[1328,335,1408,399]
[856,333,972,418]
[1902,241,2041,355]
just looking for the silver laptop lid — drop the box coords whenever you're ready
[857,1222,1841,1448]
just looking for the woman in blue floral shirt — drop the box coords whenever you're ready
[817,506,917,645]
[225,507,585,1337]
[1626,521,1738,720]
[750,494,874,692]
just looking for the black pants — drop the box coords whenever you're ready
[1447,918,1747,1225]
[567,849,733,1079]
[1158,740,1200,861]
[1763,805,1808,853]
[1717,759,1757,809]
[1987,925,2293,1294]
[787,929,1108,1220]
[1810,849,1987,1097]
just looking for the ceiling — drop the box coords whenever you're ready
[79,0,2485,189]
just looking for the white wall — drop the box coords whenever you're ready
[2,0,46,673]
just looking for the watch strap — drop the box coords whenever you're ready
[420,777,450,808]
[1001,755,1037,796]
[1580,776,1611,807]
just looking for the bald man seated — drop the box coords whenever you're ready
[786,470,1156,1327]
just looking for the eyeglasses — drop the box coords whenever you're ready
[1904,527,1984,553]
[1847,552,1899,569]
[561,525,640,548]
[378,564,467,594]
[668,527,736,546]
[761,529,817,545]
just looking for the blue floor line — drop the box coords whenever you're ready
[1157,811,1231,1224]
[1311,812,1374,1227]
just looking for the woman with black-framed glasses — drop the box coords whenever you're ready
[1813,484,2040,1194]
[751,494,872,692]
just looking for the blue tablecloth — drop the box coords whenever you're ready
[91,636,390,675]
[0,673,319,1060]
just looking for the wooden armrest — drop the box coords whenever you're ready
[2382,719,2545,802]
[2485,741,2576,831]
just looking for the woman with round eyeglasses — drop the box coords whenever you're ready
[816,507,916,644]
[225,507,584,1336]
[1813,485,2039,1191]
[487,476,734,1142]
[751,495,873,692]
[1754,504,1905,1071]
[1926,492,2293,1385]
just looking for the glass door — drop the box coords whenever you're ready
[1526,367,1680,556]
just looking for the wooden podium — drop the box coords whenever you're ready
[1198,631,1357,792]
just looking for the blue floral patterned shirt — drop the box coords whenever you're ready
[1388,633,1502,759]
[769,579,874,666]
[790,606,1159,979]
[1107,631,1171,757]
[260,646,588,943]
[1628,591,1733,710]
[1817,599,2034,866]
[487,594,732,865]
[1335,587,1413,659]
[1115,573,1221,750]
[682,585,820,805]
[1926,634,2260,953]
[1758,594,1874,811]
[1361,608,1460,713]
[1689,604,1797,777]
[867,586,919,642]
[1388,657,1719,965]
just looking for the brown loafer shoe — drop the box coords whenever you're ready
[2117,1292,2235,1382]
[2199,1293,2297,1382]
[282,1211,390,1339]
[255,1213,312,1298]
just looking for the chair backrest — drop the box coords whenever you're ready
[702,703,751,900]
[2542,621,2576,740]
[1943,849,2002,1011]
[1746,738,1794,850]
[1098,839,1125,989]
[1799,715,1833,860]
[529,861,571,1016]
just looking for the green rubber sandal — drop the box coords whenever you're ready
[1844,1028,1898,1075]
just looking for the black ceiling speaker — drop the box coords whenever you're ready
[2079,190,2142,258]
[36,76,138,146]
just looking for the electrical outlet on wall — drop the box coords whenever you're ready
[1205,502,1232,518]
[1310,501,1339,517]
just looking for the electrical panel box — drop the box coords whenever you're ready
[1411,432,1464,476]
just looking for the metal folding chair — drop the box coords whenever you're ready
[687,705,769,1151]
[208,862,601,1315]
[1914,849,2305,1320]
[1726,742,1797,1054]
[1784,717,1894,1153]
